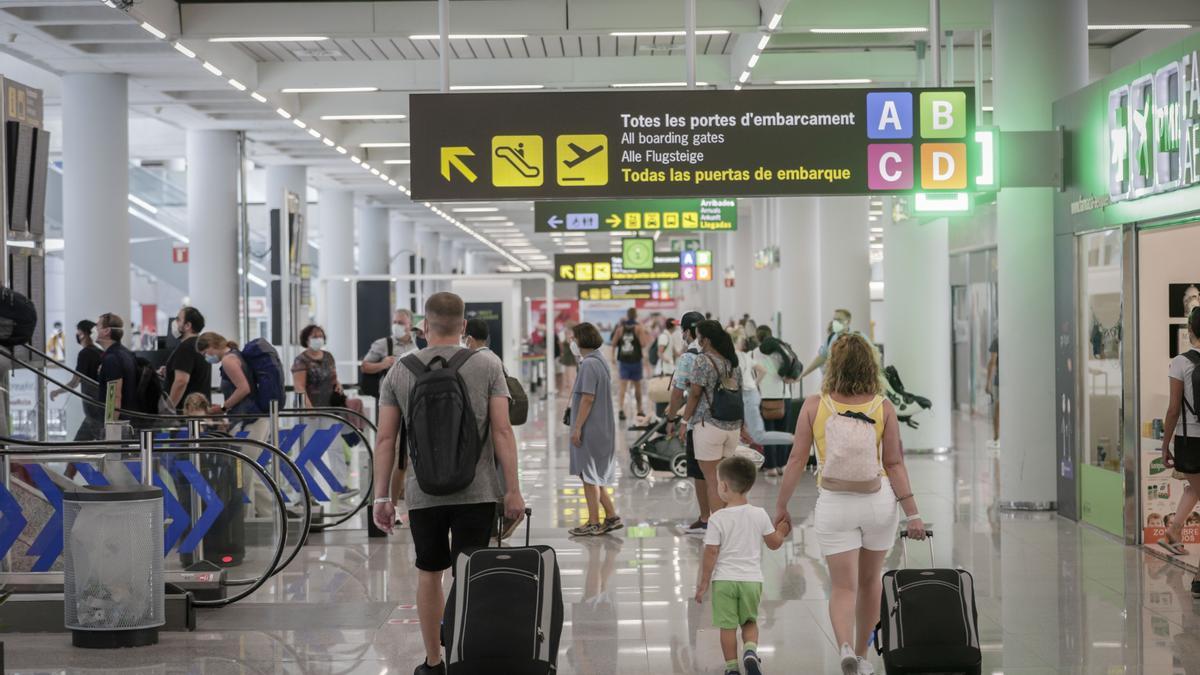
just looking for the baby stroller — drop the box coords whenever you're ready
[884,366,932,429]
[628,417,689,479]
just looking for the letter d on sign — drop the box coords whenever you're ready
[933,152,954,181]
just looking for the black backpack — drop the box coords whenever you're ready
[132,356,167,423]
[617,321,643,364]
[0,288,36,347]
[360,337,393,399]
[401,349,485,496]
[703,354,745,423]
[760,337,803,381]
[506,369,529,426]
[1182,352,1200,438]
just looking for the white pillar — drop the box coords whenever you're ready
[357,205,389,275]
[451,242,466,275]
[318,189,355,381]
[418,229,441,305]
[775,198,822,393]
[265,165,307,220]
[389,211,415,311]
[715,227,738,322]
[185,130,239,334]
[817,197,872,339]
[994,0,1087,508]
[882,215,953,450]
[63,73,129,344]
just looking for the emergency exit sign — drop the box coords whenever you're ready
[172,245,188,264]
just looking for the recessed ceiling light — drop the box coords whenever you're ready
[173,42,196,58]
[409,33,528,40]
[610,30,729,37]
[738,71,751,83]
[809,27,928,34]
[1088,23,1191,30]
[774,78,872,85]
[757,35,771,51]
[210,36,330,43]
[307,128,321,138]
[610,81,710,88]
[336,146,347,154]
[768,13,783,30]
[322,138,335,147]
[202,62,223,76]
[250,91,268,103]
[276,108,292,119]
[449,84,545,91]
[747,53,759,68]
[320,114,406,121]
[982,105,994,112]
[463,216,510,221]
[453,207,499,213]
[228,78,247,91]
[140,22,167,40]
[292,118,307,129]
[384,159,411,165]
[359,142,410,148]
[281,86,379,93]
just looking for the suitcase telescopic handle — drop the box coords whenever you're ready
[497,507,535,548]
[899,529,934,568]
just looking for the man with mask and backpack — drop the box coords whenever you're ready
[612,307,651,421]
[372,292,529,675]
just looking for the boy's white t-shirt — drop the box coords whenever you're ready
[703,503,777,583]
[1169,347,1200,435]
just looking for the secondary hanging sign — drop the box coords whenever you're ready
[410,87,975,200]
[555,252,682,282]
[535,198,737,232]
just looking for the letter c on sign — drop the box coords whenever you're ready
[880,151,903,182]
[933,151,955,182]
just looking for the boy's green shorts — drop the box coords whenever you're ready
[711,580,762,629]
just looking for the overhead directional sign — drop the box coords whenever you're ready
[411,88,976,200]
[535,198,737,233]
[556,251,682,282]
[579,282,674,301]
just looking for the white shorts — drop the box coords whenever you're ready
[814,481,901,556]
[693,423,740,462]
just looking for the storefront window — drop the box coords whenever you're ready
[1077,229,1124,536]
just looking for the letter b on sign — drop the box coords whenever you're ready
[920,92,966,138]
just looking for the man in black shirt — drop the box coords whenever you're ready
[96,313,139,420]
[51,319,105,440]
[164,306,211,411]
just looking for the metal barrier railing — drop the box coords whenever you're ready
[0,346,374,533]
[0,435,301,608]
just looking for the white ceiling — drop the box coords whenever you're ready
[0,0,1197,270]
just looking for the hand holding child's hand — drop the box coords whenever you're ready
[779,520,792,538]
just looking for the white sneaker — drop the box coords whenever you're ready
[857,656,875,675]
[840,643,858,675]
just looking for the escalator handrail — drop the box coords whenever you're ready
[0,441,288,609]
[0,433,313,581]
[2,344,99,387]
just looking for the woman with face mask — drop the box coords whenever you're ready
[567,322,622,536]
[197,331,258,415]
[292,324,342,409]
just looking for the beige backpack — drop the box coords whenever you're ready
[819,395,884,493]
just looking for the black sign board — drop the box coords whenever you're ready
[411,88,975,200]
[465,302,504,361]
[534,197,736,232]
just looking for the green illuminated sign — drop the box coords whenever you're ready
[622,237,655,270]
[535,198,737,233]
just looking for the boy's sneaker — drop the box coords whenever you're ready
[684,519,708,535]
[856,657,875,675]
[840,643,858,675]
[743,649,763,675]
[724,670,740,675]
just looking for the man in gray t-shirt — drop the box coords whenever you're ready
[372,292,525,675]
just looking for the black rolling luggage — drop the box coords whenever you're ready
[200,453,246,567]
[442,507,563,675]
[876,531,981,675]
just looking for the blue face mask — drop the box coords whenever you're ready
[205,354,220,365]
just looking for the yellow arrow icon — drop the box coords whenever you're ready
[441,146,477,183]
[605,214,622,228]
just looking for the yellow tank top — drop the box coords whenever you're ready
[813,394,887,483]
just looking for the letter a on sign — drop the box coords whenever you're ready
[879,101,902,132]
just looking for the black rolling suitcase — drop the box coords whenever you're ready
[442,507,563,675]
[200,453,246,567]
[876,531,981,675]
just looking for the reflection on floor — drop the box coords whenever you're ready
[7,398,1200,674]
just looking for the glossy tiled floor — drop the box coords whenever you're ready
[8,396,1200,674]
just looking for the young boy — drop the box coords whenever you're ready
[695,455,791,675]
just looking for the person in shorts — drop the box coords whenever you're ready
[371,292,525,675]
[695,456,790,675]
[666,311,710,534]
[679,320,744,517]
[1158,307,1200,582]
[612,307,650,421]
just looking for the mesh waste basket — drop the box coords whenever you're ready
[63,484,164,648]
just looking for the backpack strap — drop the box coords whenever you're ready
[1182,351,1200,437]
[445,347,477,372]
[865,395,886,417]
[400,353,427,377]
[386,338,394,357]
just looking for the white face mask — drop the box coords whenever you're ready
[569,340,583,359]
[391,323,408,340]
[308,337,325,351]
[831,319,846,334]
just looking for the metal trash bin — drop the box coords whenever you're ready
[63,484,164,648]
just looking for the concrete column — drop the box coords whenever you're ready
[318,189,355,380]
[356,205,389,275]
[733,200,770,322]
[715,227,738,322]
[774,198,821,394]
[185,130,239,334]
[451,241,466,275]
[882,214,953,451]
[63,73,129,348]
[994,0,1087,508]
[439,238,456,291]
[389,211,416,311]
[817,197,872,339]
[417,229,441,306]
[265,165,307,221]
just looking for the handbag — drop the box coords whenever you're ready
[562,406,572,427]
[760,398,786,421]
[647,375,673,404]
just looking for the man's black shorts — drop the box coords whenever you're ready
[1176,436,1200,475]
[686,429,705,480]
[408,502,496,572]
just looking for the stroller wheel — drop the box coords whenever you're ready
[670,453,689,478]
[630,456,652,479]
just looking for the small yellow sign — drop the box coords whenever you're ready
[643,212,661,229]
[492,135,544,187]
[594,262,612,281]
[576,262,593,281]
[682,212,699,229]
[555,134,608,186]
[663,212,680,229]
[624,213,642,229]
